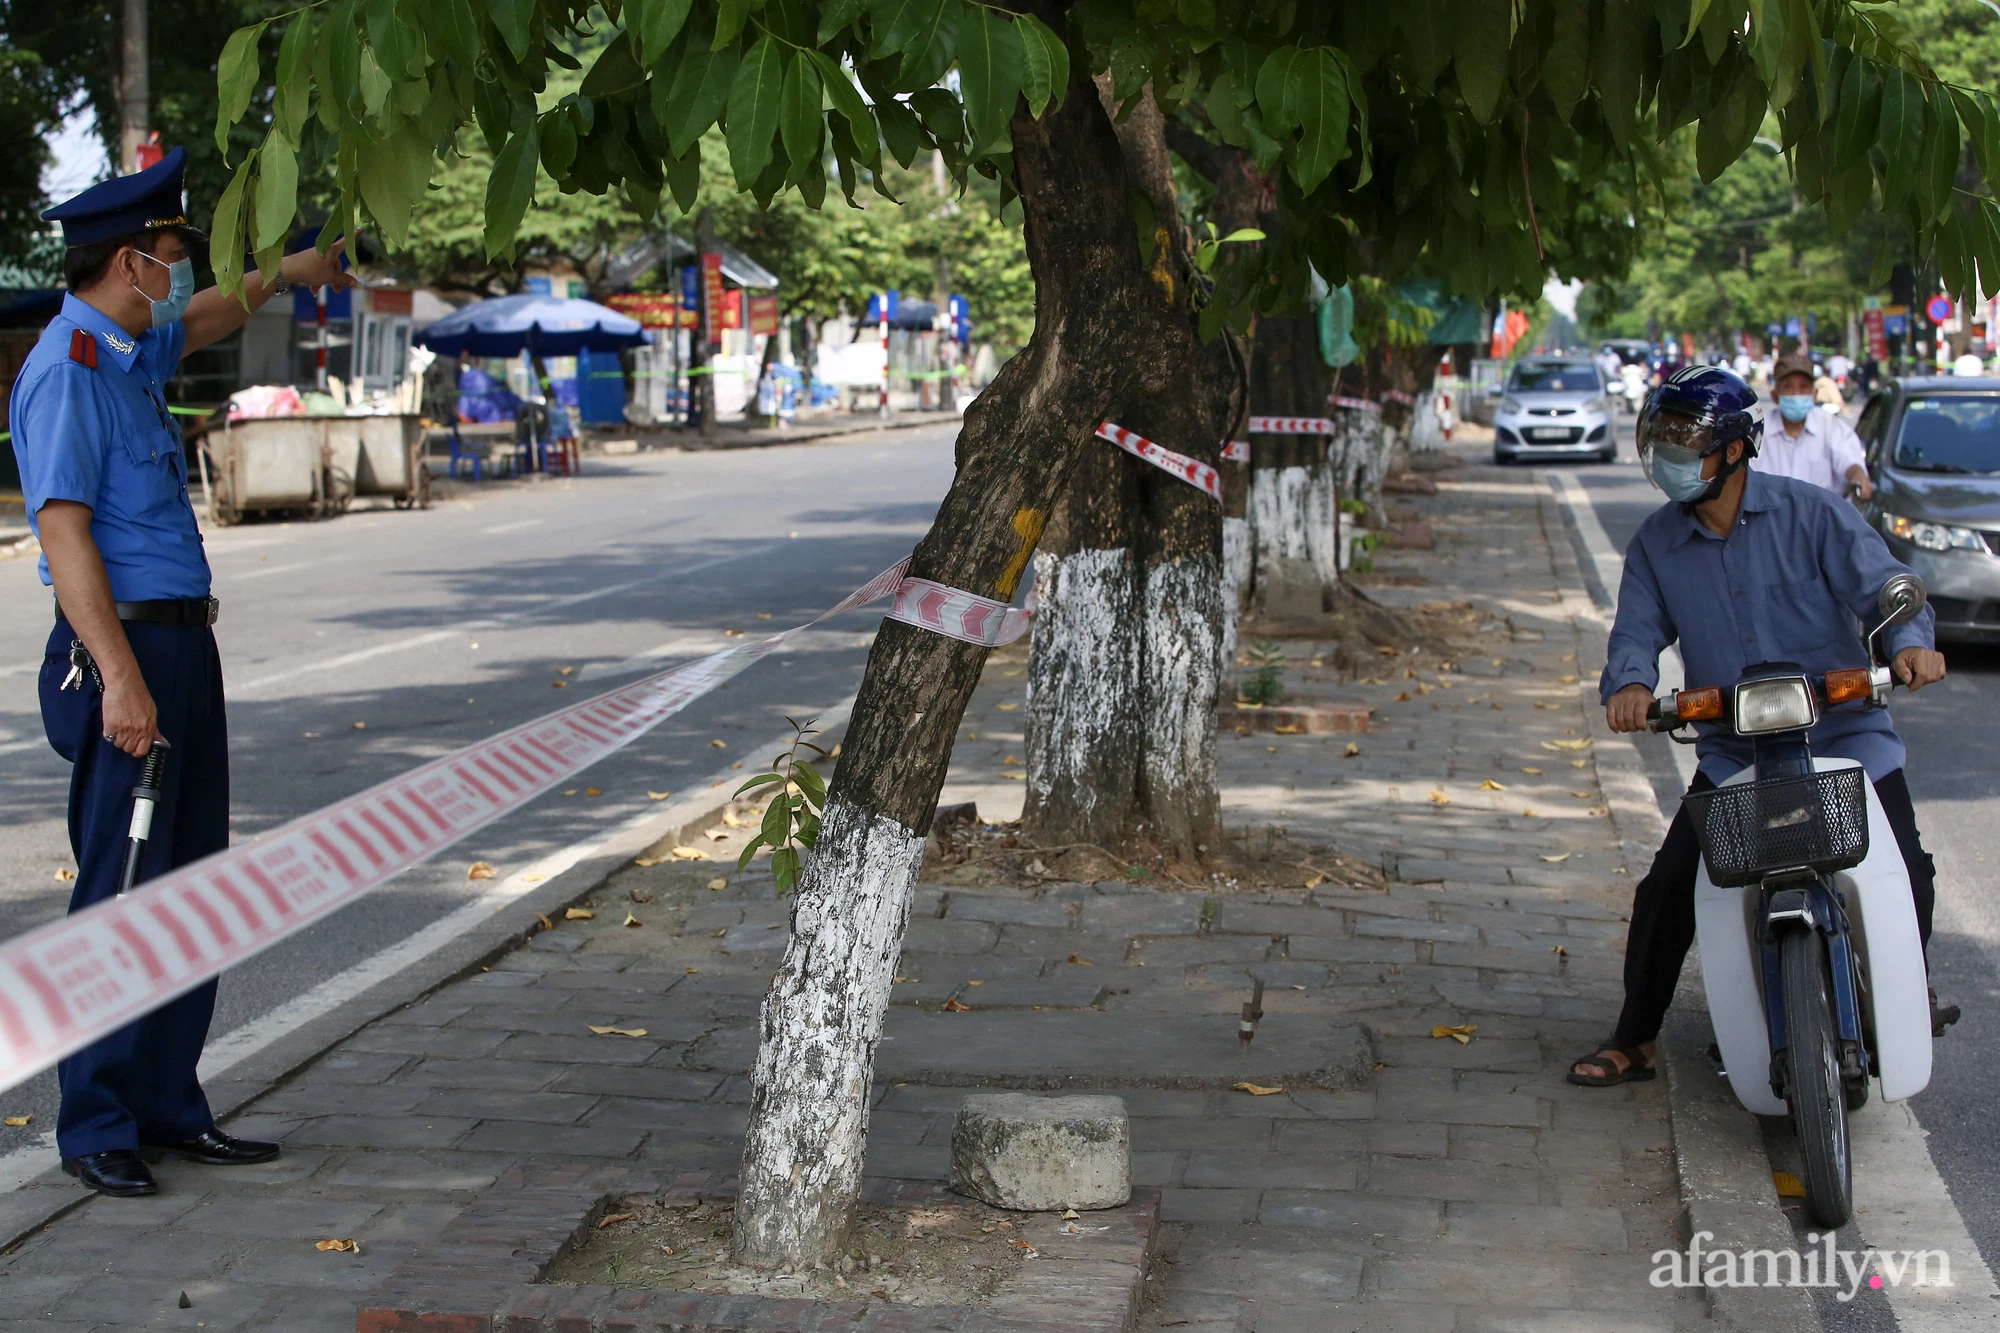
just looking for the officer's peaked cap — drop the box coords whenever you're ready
[42,146,204,248]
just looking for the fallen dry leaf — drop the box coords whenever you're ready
[1773,1171,1807,1198]
[1429,789,1450,805]
[1571,758,1588,769]
[1558,674,1579,684]
[351,721,366,730]
[941,998,972,1012]
[623,912,642,929]
[1395,691,1412,702]
[315,1238,361,1254]
[1541,738,1591,751]
[710,739,728,748]
[1001,772,1026,781]
[685,967,699,974]
[1342,742,1361,757]
[585,787,602,797]
[894,976,920,984]
[563,788,579,796]
[587,1025,648,1038]
[53,868,74,882]
[757,612,772,620]
[702,828,729,841]
[1232,1082,1286,1096]
[1522,808,1537,817]
[466,862,496,881]
[647,791,672,801]
[1478,779,1506,791]
[1519,766,1544,775]
[597,1212,634,1228]
[3,1115,29,1127]
[670,847,705,860]
[564,908,594,920]
[535,913,553,930]
[1067,954,1092,965]
[1431,1024,1477,1045]
[551,680,568,688]
[1570,790,1594,799]
[1539,852,1572,863]
[705,878,728,891]
[1273,724,1302,735]
[995,702,1019,711]
[1551,945,1568,957]
[965,979,984,986]
[633,855,667,867]
[1060,1209,1080,1221]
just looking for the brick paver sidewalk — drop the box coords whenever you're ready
[0,460,1705,1332]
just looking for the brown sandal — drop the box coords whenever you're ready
[1567,1044,1657,1087]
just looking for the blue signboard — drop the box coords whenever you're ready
[523,275,553,296]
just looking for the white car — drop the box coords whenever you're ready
[1493,358,1618,465]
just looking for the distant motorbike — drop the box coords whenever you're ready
[1618,363,1648,414]
[1646,572,1933,1229]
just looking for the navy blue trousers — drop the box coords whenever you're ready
[39,619,227,1158]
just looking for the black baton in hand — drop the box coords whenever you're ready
[118,739,171,898]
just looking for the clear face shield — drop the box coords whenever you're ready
[1635,402,1719,470]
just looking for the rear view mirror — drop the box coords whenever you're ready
[1878,572,1927,624]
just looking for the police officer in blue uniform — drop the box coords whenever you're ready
[11,148,354,1198]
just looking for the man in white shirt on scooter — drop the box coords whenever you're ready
[1754,352,1872,500]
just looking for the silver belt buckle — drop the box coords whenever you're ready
[203,596,220,626]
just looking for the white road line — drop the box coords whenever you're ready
[1551,470,2000,1329]
[0,699,857,1196]
[228,549,752,695]
[482,518,545,535]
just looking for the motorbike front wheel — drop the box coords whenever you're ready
[1782,928,1854,1228]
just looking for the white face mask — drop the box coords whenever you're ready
[130,248,195,328]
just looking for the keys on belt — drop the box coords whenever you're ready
[61,639,95,691]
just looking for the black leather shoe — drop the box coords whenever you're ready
[139,1129,280,1166]
[61,1150,157,1197]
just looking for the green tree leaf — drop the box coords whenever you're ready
[629,0,694,66]
[727,35,787,188]
[958,6,1024,156]
[1876,67,1925,213]
[483,121,540,260]
[665,139,701,211]
[1592,0,1646,151]
[1016,13,1069,119]
[884,0,963,94]
[1830,51,1880,173]
[214,21,270,158]
[807,50,879,167]
[779,51,824,182]
[1541,0,1590,123]
[423,0,480,68]
[488,0,534,61]
[364,0,419,81]
[1255,45,1301,133]
[1452,0,1510,123]
[1288,48,1350,194]
[875,94,925,167]
[715,0,750,48]
[818,0,868,44]
[661,35,742,159]
[272,17,314,147]
[1917,90,1959,228]
[253,132,299,250]
[582,34,648,97]
[209,157,251,296]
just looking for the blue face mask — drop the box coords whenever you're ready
[1648,447,1716,503]
[1777,395,1814,423]
[131,249,195,328]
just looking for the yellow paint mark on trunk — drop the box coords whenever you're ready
[996,507,1046,600]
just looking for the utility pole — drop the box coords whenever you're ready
[693,208,717,439]
[118,0,148,174]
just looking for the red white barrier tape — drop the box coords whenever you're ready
[1095,422,1221,500]
[1328,395,1383,414]
[1221,440,1249,462]
[0,559,919,1093]
[1382,390,1415,406]
[887,576,1033,647]
[1246,415,1333,435]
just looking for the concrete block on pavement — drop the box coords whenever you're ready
[949,1093,1131,1211]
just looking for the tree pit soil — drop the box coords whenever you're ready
[543,1195,1032,1307]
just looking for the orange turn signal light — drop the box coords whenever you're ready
[1675,687,1724,722]
[1824,668,1873,705]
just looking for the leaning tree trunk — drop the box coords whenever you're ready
[1019,83,1235,865]
[732,60,1182,1270]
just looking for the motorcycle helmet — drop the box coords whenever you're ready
[1637,365,1764,503]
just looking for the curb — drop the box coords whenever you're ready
[1536,478,1819,1333]
[658,411,959,452]
[0,703,857,1255]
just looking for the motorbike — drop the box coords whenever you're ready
[1645,572,1933,1229]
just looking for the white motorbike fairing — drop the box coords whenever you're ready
[1693,756,1932,1117]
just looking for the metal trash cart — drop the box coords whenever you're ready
[200,415,429,524]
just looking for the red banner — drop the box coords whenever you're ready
[603,293,695,329]
[701,253,725,345]
[747,292,780,336]
[1864,309,1888,362]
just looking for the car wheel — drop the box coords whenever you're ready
[1597,448,1616,464]
[1493,451,1511,466]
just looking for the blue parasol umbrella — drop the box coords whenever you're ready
[414,293,652,356]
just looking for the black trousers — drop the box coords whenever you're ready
[1611,768,1936,1048]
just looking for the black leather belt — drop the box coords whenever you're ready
[55,596,219,627]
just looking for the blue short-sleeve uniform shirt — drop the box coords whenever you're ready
[8,294,211,600]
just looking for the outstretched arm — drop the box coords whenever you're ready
[182,239,358,355]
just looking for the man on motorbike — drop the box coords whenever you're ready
[1754,352,1872,500]
[1570,366,1954,1087]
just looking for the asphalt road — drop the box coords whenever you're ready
[1562,439,2000,1329]
[0,421,961,1142]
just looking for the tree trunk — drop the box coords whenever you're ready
[1018,84,1234,867]
[693,209,717,438]
[1245,313,1335,613]
[118,0,147,175]
[732,62,1169,1271]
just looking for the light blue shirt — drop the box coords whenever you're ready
[1601,470,1934,782]
[8,294,211,600]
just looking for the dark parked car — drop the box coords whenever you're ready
[1860,377,2000,642]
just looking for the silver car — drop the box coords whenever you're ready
[1492,358,1618,464]
[1861,377,2000,643]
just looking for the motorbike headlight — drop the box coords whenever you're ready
[1881,513,1985,552]
[1733,676,1817,734]
[1500,396,1523,414]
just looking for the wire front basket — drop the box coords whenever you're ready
[1682,769,1871,888]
